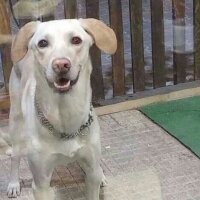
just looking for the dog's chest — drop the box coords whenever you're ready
[33,103,91,155]
[34,134,86,158]
[43,102,88,134]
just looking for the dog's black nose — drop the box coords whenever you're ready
[52,58,71,73]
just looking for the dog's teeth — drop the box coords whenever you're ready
[66,80,70,88]
[54,80,71,89]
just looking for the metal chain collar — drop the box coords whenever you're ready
[34,94,94,140]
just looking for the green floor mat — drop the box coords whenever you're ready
[139,96,200,158]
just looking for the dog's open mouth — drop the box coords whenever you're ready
[52,73,79,93]
[54,78,71,91]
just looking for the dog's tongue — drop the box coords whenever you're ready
[54,78,71,90]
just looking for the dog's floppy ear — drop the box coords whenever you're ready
[11,21,40,63]
[79,18,117,54]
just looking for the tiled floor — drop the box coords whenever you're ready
[1,110,200,200]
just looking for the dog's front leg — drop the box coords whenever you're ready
[28,154,55,200]
[32,181,55,200]
[78,148,103,200]
[7,155,21,197]
[85,164,103,200]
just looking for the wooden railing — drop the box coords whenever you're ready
[0,0,12,91]
[0,0,200,109]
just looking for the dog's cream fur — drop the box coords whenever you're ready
[7,19,117,200]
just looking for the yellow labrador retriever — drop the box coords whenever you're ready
[7,19,117,200]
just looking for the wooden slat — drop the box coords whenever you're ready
[172,0,187,84]
[0,1,11,33]
[150,0,165,88]
[86,0,104,100]
[194,0,200,79]
[0,93,10,110]
[108,0,125,96]
[1,47,12,91]
[64,0,77,19]
[0,0,12,91]
[129,0,145,92]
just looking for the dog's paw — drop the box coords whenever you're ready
[7,181,21,198]
[101,174,108,187]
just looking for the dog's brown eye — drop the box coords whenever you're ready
[38,39,49,48]
[71,36,82,45]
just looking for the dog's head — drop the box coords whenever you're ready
[11,19,117,93]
